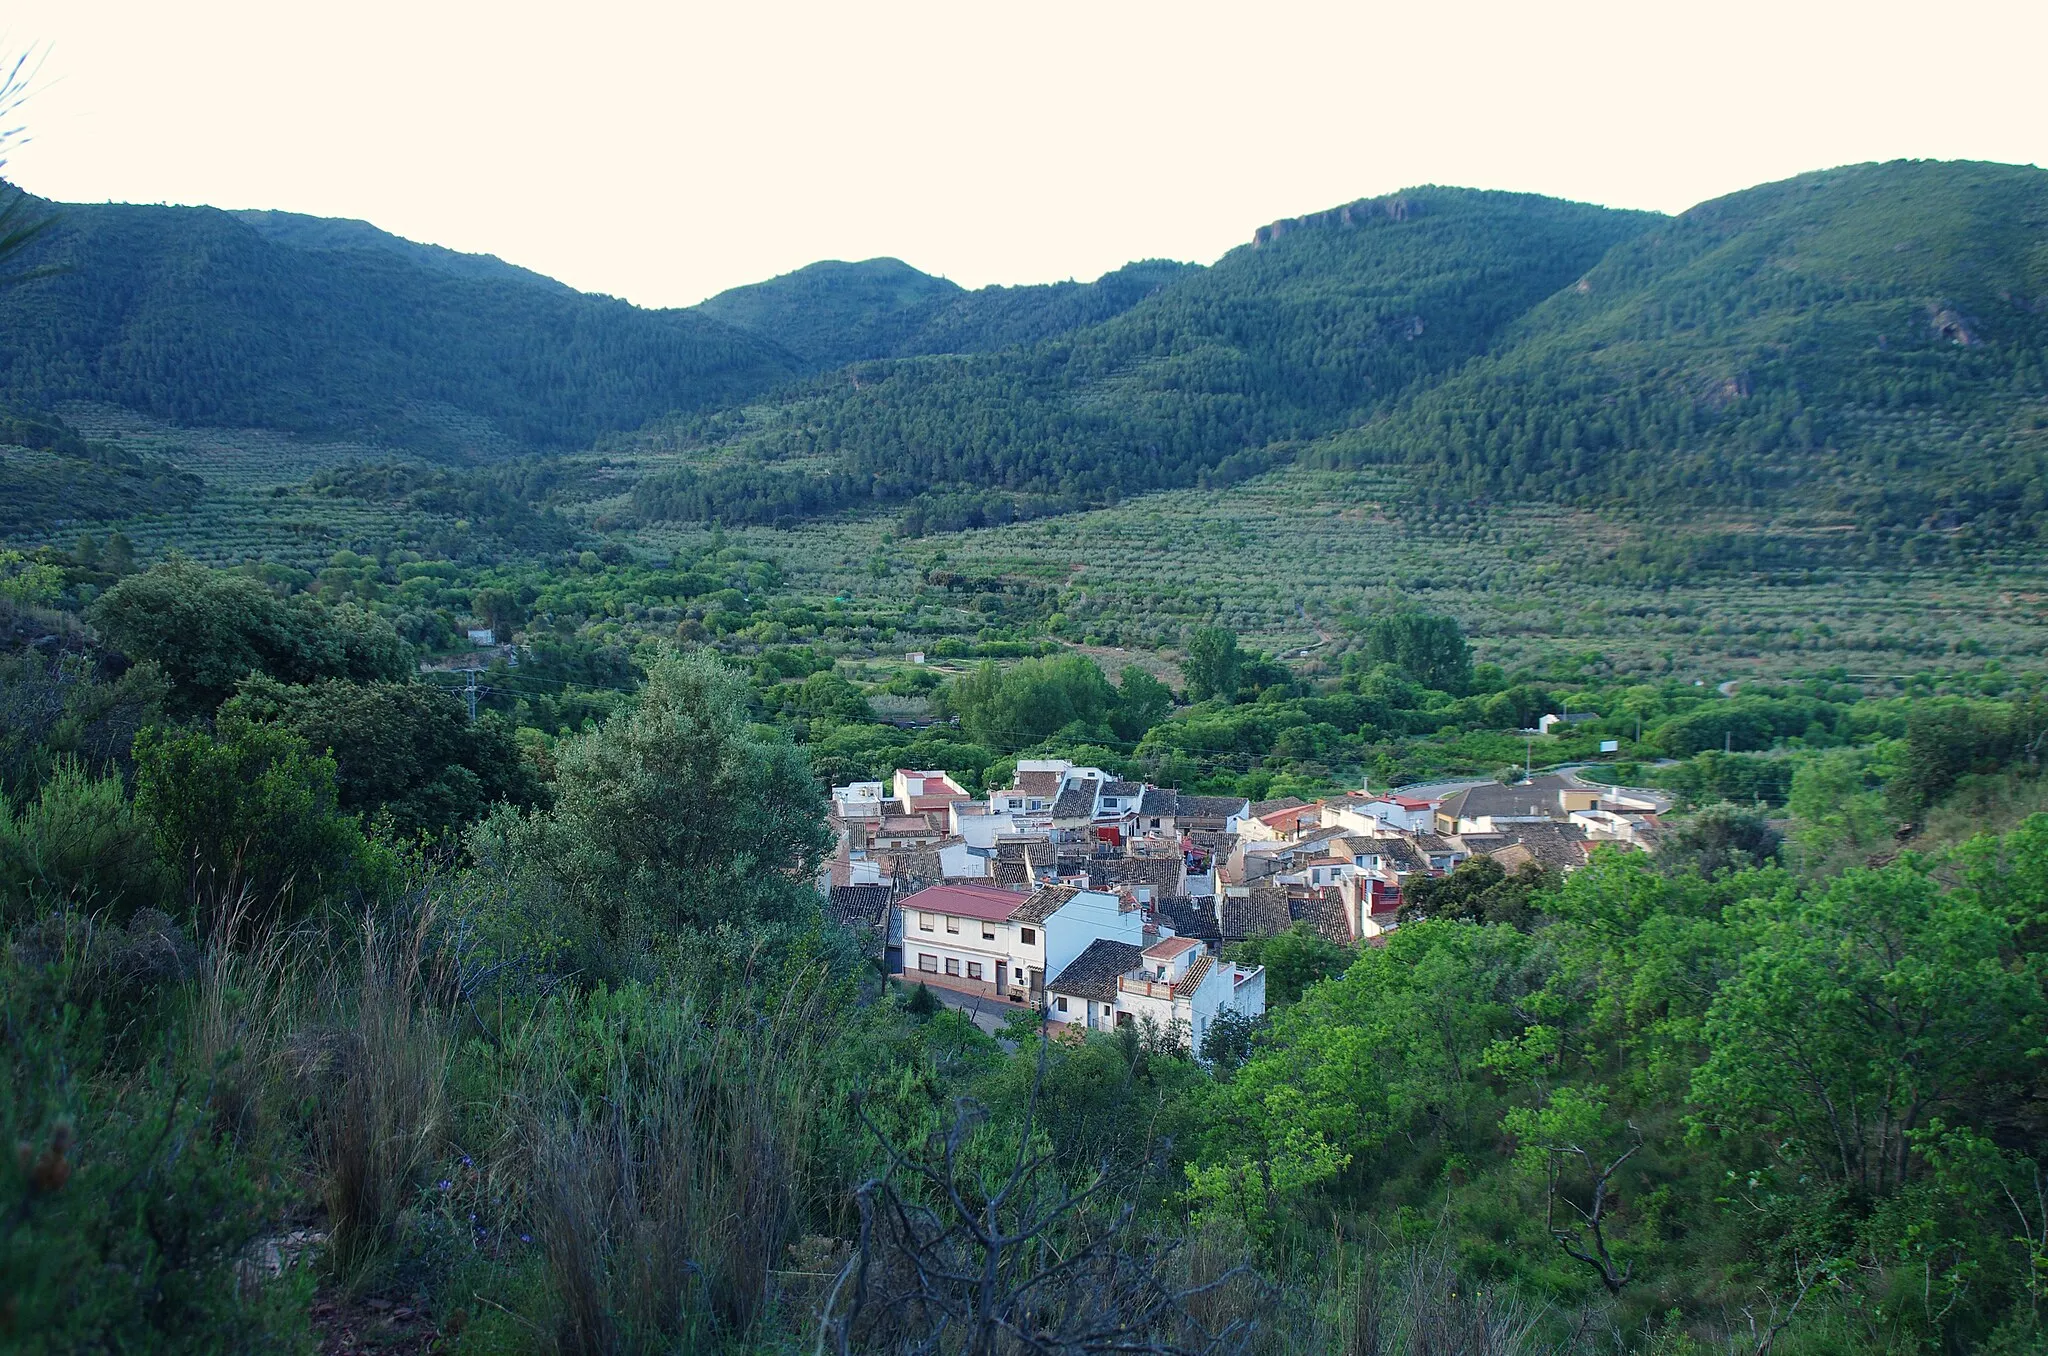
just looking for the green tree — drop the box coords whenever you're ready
[0,759,158,921]
[1691,859,2044,1197]
[1401,854,1555,929]
[1225,921,1351,1005]
[132,718,373,930]
[1108,665,1173,743]
[1359,610,1472,693]
[1786,746,1892,861]
[1181,627,1242,703]
[469,586,524,638]
[942,655,1117,752]
[88,559,409,716]
[220,675,540,839]
[491,649,831,964]
[1187,921,1534,1234]
[1657,802,1782,877]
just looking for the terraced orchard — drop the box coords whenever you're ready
[630,465,2048,681]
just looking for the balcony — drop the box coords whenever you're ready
[1117,974,1179,1001]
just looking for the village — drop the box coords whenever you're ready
[823,750,1669,1050]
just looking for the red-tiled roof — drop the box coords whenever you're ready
[896,882,1029,923]
[1143,935,1201,960]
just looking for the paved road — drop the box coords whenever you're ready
[918,983,1039,1036]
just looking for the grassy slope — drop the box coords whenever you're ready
[620,464,2048,682]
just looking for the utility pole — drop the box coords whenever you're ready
[465,668,478,723]
[1526,735,1533,780]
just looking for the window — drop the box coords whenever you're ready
[1019,927,1036,945]
[967,961,982,980]
[1055,996,1068,1013]
[918,912,934,932]
[981,925,996,941]
[944,916,959,934]
[945,957,961,976]
[917,954,938,972]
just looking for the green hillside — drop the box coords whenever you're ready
[691,255,1203,369]
[1317,159,2048,557]
[0,195,802,454]
[230,209,576,292]
[634,189,1660,527]
[693,257,966,369]
[886,259,1204,358]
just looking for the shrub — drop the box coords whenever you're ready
[0,758,159,922]
[0,923,310,1352]
[133,718,377,935]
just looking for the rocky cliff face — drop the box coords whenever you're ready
[1252,194,1421,247]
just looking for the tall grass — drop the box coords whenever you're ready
[315,901,451,1286]
[517,974,830,1354]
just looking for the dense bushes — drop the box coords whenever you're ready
[90,558,411,716]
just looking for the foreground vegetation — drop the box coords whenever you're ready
[8,534,2048,1351]
[5,150,2048,1353]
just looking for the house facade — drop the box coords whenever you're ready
[1046,933,1267,1054]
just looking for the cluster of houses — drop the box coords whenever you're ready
[823,761,1666,1052]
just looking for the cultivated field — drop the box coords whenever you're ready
[24,407,2048,683]
[627,466,2048,682]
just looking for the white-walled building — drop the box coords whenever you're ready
[892,882,1140,1005]
[831,781,887,821]
[1321,794,1438,835]
[893,768,969,815]
[1045,933,1266,1053]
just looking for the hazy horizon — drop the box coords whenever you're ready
[9,0,2045,308]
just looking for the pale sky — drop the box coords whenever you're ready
[6,0,2044,308]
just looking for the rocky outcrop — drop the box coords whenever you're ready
[1253,195,1421,247]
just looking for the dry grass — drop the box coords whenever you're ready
[522,976,829,1354]
[315,902,452,1288]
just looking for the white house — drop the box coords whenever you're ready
[898,883,1035,999]
[1320,793,1438,835]
[831,781,887,821]
[1046,933,1266,1053]
[893,768,968,815]
[893,882,1138,1006]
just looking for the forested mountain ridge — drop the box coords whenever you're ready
[0,192,804,455]
[692,257,967,368]
[1316,159,2048,555]
[632,188,1661,528]
[693,255,1205,370]
[229,209,576,292]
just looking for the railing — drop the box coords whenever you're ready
[1117,975,1178,1000]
